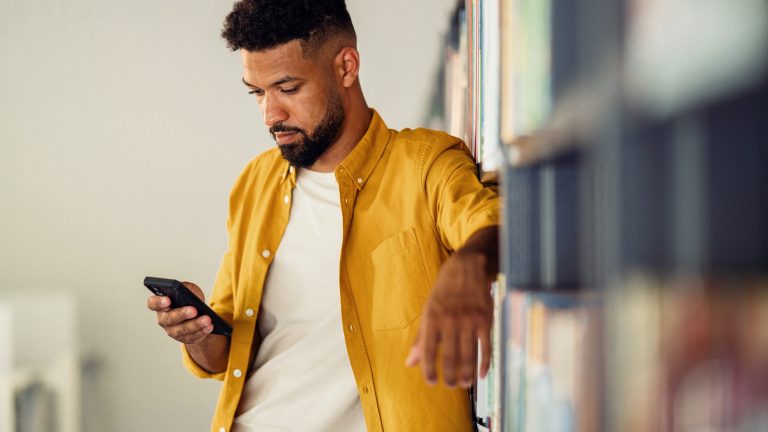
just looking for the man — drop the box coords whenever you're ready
[147,1,500,431]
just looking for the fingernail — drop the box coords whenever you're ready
[205,325,213,333]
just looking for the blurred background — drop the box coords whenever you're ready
[0,0,459,430]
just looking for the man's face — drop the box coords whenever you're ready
[241,41,344,168]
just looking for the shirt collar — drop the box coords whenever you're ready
[279,108,391,189]
[336,109,391,190]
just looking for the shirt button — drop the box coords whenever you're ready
[357,177,363,184]
[219,428,226,432]
[344,197,349,205]
[245,308,254,317]
[362,385,370,394]
[261,249,271,258]
[233,369,242,378]
[348,323,354,332]
[283,195,290,204]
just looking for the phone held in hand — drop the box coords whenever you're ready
[144,276,233,337]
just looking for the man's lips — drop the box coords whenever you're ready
[274,131,299,145]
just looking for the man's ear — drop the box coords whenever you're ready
[335,47,360,88]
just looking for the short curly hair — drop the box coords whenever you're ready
[221,0,356,56]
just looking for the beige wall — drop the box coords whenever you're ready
[0,0,455,430]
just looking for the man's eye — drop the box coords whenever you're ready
[280,87,299,94]
[248,89,264,96]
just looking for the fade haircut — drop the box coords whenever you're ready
[221,0,356,57]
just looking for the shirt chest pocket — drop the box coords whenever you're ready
[366,227,432,331]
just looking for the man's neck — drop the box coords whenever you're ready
[308,104,372,173]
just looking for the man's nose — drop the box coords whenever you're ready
[262,94,288,128]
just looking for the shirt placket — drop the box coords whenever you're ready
[219,165,296,432]
[336,169,383,432]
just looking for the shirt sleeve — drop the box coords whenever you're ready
[424,137,501,251]
[180,154,267,381]
[180,249,234,381]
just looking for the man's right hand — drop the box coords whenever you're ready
[146,281,230,374]
[147,282,214,344]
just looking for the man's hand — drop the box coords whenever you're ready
[146,281,230,374]
[147,282,214,344]
[405,225,498,388]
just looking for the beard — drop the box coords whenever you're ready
[270,92,345,168]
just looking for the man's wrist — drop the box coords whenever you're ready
[456,225,499,278]
[185,334,230,374]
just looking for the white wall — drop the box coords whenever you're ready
[0,0,455,431]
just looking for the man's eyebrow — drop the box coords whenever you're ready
[241,76,305,88]
[271,76,304,86]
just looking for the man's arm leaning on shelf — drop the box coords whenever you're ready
[406,225,499,389]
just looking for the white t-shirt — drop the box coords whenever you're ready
[232,168,366,432]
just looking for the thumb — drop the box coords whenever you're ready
[405,331,423,367]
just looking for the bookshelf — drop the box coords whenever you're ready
[428,0,768,430]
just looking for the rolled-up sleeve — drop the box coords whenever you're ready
[424,138,500,251]
[180,249,234,381]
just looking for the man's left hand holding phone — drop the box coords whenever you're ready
[145,277,231,375]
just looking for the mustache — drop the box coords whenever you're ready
[270,123,306,137]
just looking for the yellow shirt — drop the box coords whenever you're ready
[182,110,500,432]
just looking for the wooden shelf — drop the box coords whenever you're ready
[480,169,499,185]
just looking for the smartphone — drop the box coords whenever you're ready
[144,276,232,337]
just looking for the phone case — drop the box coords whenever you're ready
[144,276,233,336]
